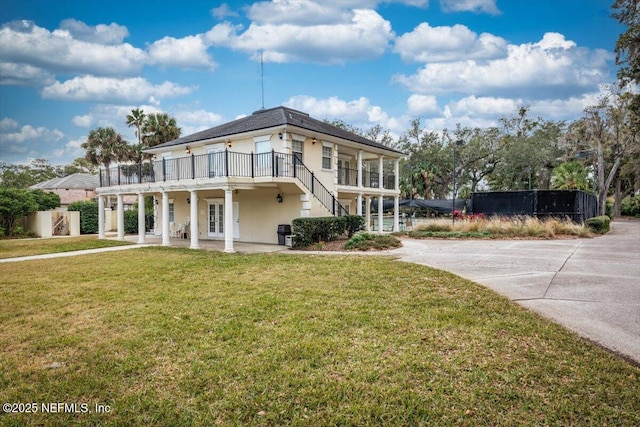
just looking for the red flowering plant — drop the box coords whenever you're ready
[452,210,485,221]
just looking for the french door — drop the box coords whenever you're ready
[207,199,239,239]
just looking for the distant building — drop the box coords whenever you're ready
[31,173,136,210]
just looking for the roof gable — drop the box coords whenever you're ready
[148,106,403,155]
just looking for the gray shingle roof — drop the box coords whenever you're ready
[30,173,99,190]
[148,106,404,155]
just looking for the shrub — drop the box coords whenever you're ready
[124,210,138,234]
[344,232,401,251]
[68,201,99,234]
[292,215,363,247]
[12,225,25,237]
[621,195,640,217]
[586,215,610,234]
[344,215,365,237]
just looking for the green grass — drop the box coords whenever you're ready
[1,248,638,426]
[0,236,132,259]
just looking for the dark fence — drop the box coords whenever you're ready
[471,190,598,222]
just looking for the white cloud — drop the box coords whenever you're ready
[0,20,147,79]
[0,120,65,159]
[0,117,19,131]
[440,0,500,15]
[528,93,602,120]
[394,23,507,62]
[407,94,440,116]
[394,33,613,99]
[284,94,408,135]
[148,35,217,70]
[41,76,197,103]
[0,62,54,86]
[447,95,520,118]
[211,3,239,19]
[59,18,129,44]
[72,114,94,128]
[1,123,64,144]
[247,0,353,25]
[206,9,394,64]
[174,109,224,127]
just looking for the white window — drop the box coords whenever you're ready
[292,140,303,162]
[322,146,332,170]
[169,202,175,223]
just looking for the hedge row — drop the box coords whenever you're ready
[68,200,139,234]
[292,215,365,247]
[621,195,640,217]
[68,201,99,234]
[586,215,610,234]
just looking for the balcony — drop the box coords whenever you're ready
[100,151,397,191]
[337,167,396,190]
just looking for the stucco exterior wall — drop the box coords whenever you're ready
[155,186,336,244]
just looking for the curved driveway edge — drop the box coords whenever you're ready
[393,220,640,365]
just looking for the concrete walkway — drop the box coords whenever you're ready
[393,219,640,365]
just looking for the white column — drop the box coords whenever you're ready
[98,195,105,239]
[378,196,384,233]
[190,190,199,250]
[378,155,384,233]
[394,196,400,232]
[356,193,363,216]
[357,150,363,188]
[137,193,146,244]
[224,188,235,253]
[378,155,384,189]
[365,196,371,232]
[394,159,400,191]
[162,191,170,246]
[117,194,124,240]
[394,159,400,232]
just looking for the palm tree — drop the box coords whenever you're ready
[142,113,181,148]
[126,108,146,147]
[81,127,129,185]
[551,161,592,191]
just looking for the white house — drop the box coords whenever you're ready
[96,106,404,252]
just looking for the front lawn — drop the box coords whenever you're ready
[0,236,132,259]
[0,248,638,426]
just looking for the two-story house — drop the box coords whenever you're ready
[96,106,404,252]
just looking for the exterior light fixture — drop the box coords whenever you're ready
[276,193,283,203]
[312,137,317,145]
[278,132,283,140]
[227,140,232,148]
[185,146,191,155]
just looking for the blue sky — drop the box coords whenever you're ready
[0,0,622,166]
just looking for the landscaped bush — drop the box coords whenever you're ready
[621,195,640,217]
[124,210,138,234]
[292,215,364,247]
[68,200,98,234]
[344,232,401,251]
[586,215,611,234]
[344,215,365,237]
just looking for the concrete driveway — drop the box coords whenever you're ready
[394,219,640,365]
